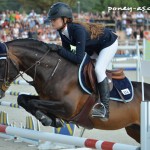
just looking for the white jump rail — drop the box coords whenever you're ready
[112,41,142,81]
[0,124,140,150]
[141,61,150,150]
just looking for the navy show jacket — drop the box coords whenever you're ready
[58,22,118,64]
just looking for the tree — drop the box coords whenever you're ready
[0,0,21,11]
[98,0,139,12]
[17,0,76,13]
[137,0,150,7]
[0,0,149,13]
[72,0,141,13]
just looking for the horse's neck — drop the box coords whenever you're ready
[8,44,78,97]
[13,48,77,84]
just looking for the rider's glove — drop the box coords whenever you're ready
[48,43,62,52]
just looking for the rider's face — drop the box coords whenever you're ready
[51,18,64,30]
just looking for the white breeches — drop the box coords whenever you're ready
[90,39,118,83]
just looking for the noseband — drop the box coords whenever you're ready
[0,43,12,91]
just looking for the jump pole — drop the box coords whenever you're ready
[0,124,140,150]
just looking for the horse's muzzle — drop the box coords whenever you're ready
[0,89,5,99]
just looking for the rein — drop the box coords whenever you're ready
[13,48,50,84]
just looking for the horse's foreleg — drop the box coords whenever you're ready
[17,94,39,115]
[27,99,67,116]
[17,94,63,127]
[27,98,67,127]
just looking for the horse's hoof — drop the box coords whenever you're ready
[41,119,53,126]
[35,110,52,126]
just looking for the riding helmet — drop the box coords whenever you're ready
[47,2,73,20]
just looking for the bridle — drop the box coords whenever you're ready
[0,43,61,92]
[0,54,10,92]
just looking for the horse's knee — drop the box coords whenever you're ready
[17,94,27,106]
[28,99,39,109]
[17,94,34,111]
[17,95,39,105]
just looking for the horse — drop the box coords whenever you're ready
[0,38,146,144]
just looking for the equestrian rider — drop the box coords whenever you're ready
[46,2,118,121]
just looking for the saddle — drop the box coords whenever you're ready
[70,59,131,129]
[70,60,126,129]
[83,60,125,94]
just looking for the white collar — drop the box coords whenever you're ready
[62,25,70,39]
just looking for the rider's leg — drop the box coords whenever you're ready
[92,39,118,121]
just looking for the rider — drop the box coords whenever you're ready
[46,2,118,121]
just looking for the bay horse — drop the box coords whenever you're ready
[0,39,145,143]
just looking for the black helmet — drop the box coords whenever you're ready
[47,2,72,20]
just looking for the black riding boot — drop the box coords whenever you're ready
[91,77,110,121]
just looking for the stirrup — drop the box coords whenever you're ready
[91,102,106,118]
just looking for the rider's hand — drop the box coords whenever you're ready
[48,43,62,52]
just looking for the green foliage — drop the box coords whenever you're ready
[0,0,149,13]
[17,0,76,13]
[0,0,21,11]
[102,0,139,12]
[103,0,139,8]
[72,0,149,13]
[72,0,101,13]
[137,0,150,7]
